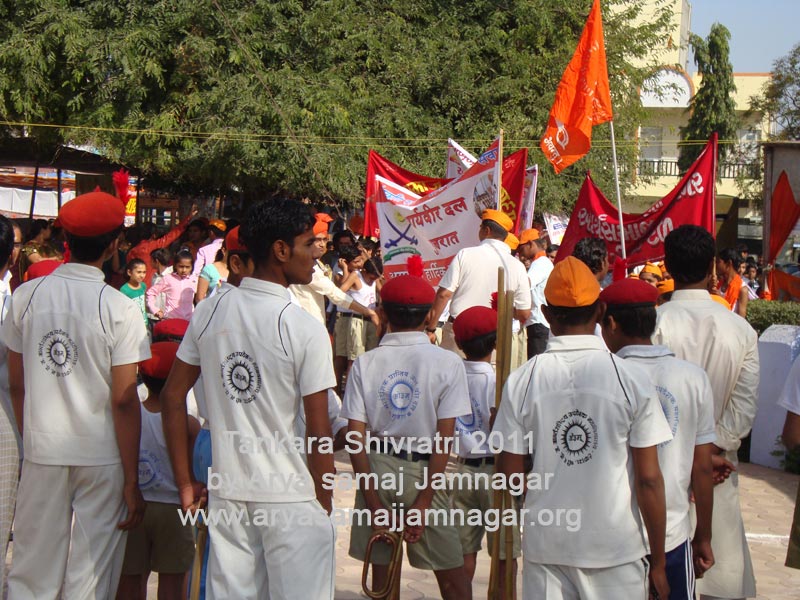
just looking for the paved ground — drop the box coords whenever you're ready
[9,453,796,598]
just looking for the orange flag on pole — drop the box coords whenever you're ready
[540,0,613,174]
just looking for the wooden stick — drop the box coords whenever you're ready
[189,524,207,600]
[496,130,504,210]
[502,289,515,598]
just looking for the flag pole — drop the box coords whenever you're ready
[609,120,627,259]
[496,129,504,209]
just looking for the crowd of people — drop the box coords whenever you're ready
[0,190,795,600]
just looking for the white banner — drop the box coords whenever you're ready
[519,165,539,232]
[445,138,478,180]
[379,140,502,286]
[544,213,569,246]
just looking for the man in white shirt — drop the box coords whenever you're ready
[290,213,379,327]
[2,191,150,599]
[427,209,531,353]
[517,228,553,358]
[600,277,717,599]
[161,198,337,600]
[494,256,672,600]
[653,224,759,600]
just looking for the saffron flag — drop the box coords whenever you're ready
[377,140,503,286]
[540,0,613,174]
[555,135,717,266]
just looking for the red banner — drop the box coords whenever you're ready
[363,148,529,238]
[555,134,717,266]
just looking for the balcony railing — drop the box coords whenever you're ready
[637,159,759,180]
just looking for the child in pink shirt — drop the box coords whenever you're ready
[145,250,197,321]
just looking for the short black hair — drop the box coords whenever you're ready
[546,300,600,327]
[360,238,379,254]
[718,247,743,269]
[339,245,362,263]
[481,219,508,240]
[65,227,123,262]
[382,304,430,329]
[140,373,166,394]
[125,258,146,273]
[363,257,383,277]
[664,225,715,285]
[333,230,357,250]
[459,331,497,361]
[603,305,656,338]
[150,247,172,265]
[572,238,607,275]
[174,249,194,266]
[546,244,560,254]
[240,198,315,268]
[0,215,15,267]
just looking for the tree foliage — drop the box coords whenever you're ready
[751,42,800,141]
[678,23,738,172]
[0,0,673,213]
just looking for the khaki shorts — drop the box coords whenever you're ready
[121,501,195,575]
[450,462,521,559]
[349,453,464,571]
[335,314,366,359]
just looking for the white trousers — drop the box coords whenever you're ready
[206,494,336,600]
[8,461,127,600]
[523,559,649,600]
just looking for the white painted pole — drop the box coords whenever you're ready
[609,120,627,259]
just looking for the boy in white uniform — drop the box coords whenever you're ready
[2,191,150,599]
[493,256,673,600]
[599,277,717,598]
[161,198,337,600]
[450,305,520,596]
[342,270,472,600]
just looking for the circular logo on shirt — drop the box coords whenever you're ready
[220,351,262,404]
[38,329,78,377]
[379,370,420,420]
[456,397,484,435]
[138,451,160,489]
[656,385,679,448]
[552,409,598,466]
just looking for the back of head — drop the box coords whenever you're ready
[381,270,435,330]
[150,247,172,266]
[718,247,742,270]
[664,225,715,285]
[363,256,383,278]
[0,215,14,268]
[59,191,126,262]
[240,198,315,268]
[454,306,498,360]
[599,278,659,339]
[572,238,607,275]
[544,256,601,328]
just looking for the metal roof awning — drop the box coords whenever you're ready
[0,138,137,175]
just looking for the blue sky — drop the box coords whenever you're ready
[689,0,799,73]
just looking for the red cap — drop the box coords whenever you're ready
[152,318,190,341]
[453,306,497,342]
[58,191,125,236]
[599,278,659,308]
[225,226,247,253]
[381,274,435,306]
[139,342,179,380]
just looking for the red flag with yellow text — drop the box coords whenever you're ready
[540,0,613,174]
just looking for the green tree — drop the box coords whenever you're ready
[678,23,738,172]
[0,0,674,213]
[751,42,800,141]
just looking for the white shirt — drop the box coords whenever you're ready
[525,254,553,328]
[439,238,532,317]
[1,263,150,465]
[341,331,470,452]
[617,344,716,551]
[653,289,759,451]
[139,406,180,504]
[177,278,336,503]
[778,354,800,416]
[455,361,495,458]
[294,389,348,439]
[290,262,353,325]
[492,335,672,568]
